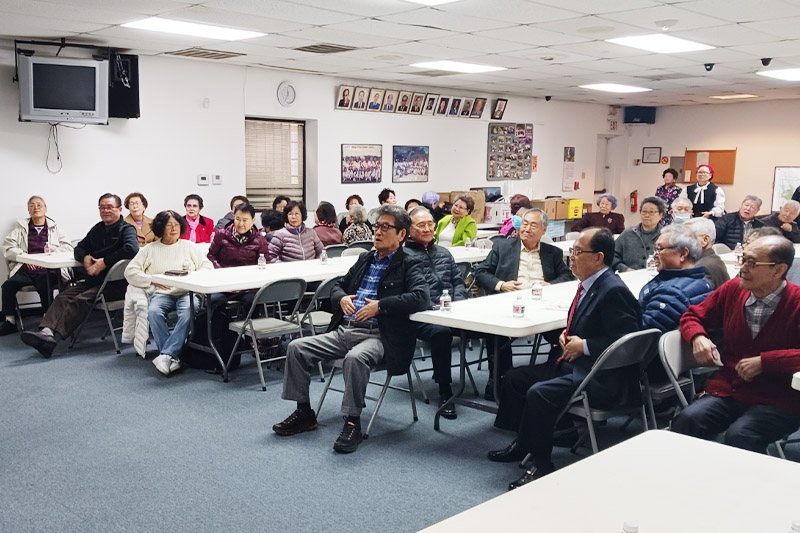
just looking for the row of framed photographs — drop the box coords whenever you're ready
[335,85,508,119]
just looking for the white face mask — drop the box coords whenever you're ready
[673,213,690,224]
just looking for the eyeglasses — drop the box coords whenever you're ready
[374,222,398,233]
[654,245,675,254]
[696,171,711,175]
[568,247,598,257]
[413,222,435,230]
[185,203,200,209]
[98,205,119,211]
[736,256,777,269]
[640,210,661,215]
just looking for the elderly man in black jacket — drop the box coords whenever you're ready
[714,195,764,250]
[273,205,429,454]
[21,193,138,358]
[405,206,468,419]
[473,208,573,400]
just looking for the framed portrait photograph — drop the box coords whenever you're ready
[396,91,413,113]
[392,145,429,183]
[460,98,474,117]
[491,98,508,120]
[336,85,354,110]
[409,92,425,115]
[351,87,370,111]
[448,97,462,117]
[422,93,439,116]
[642,146,662,164]
[367,88,385,112]
[341,144,382,184]
[471,97,487,118]
[435,96,450,116]
[382,89,399,113]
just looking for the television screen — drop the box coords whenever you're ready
[33,64,96,111]
[471,187,502,202]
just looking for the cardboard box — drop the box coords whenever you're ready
[582,202,593,216]
[485,201,510,225]
[450,190,485,223]
[531,199,557,220]
[567,199,583,219]
[555,199,570,220]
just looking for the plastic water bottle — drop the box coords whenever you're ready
[43,241,51,255]
[477,239,486,250]
[320,249,328,265]
[440,289,452,312]
[512,294,525,318]
[182,259,192,271]
[733,241,743,270]
[257,253,267,269]
[531,280,542,301]
[646,254,657,273]
[464,237,472,248]
[622,522,639,533]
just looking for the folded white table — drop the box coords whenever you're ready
[150,256,359,380]
[420,430,800,533]
[446,246,491,264]
[411,269,655,428]
[720,244,800,264]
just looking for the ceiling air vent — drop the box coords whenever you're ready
[294,43,357,54]
[166,47,245,60]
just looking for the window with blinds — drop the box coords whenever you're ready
[245,118,305,209]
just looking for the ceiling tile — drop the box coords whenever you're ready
[0,0,137,24]
[616,53,698,69]
[473,25,592,47]
[289,0,417,17]
[203,0,362,25]
[677,0,800,23]
[528,0,660,15]
[528,15,661,40]
[729,39,800,59]
[37,0,193,15]
[278,25,406,48]
[742,18,800,39]
[323,18,453,41]
[419,33,534,54]
[379,6,515,33]
[165,5,312,33]
[434,0,583,24]
[0,12,106,35]
[547,40,652,59]
[372,41,478,60]
[599,4,730,32]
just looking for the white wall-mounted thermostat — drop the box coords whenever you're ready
[197,174,210,186]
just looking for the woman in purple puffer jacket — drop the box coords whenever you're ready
[268,200,323,263]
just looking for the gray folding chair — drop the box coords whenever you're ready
[324,244,348,258]
[712,243,732,255]
[347,240,374,251]
[69,259,131,354]
[316,360,418,440]
[296,275,343,381]
[341,248,367,257]
[227,278,306,391]
[557,328,662,454]
[565,231,580,240]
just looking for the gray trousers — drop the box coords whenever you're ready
[282,325,384,416]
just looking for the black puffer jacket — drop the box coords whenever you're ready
[404,239,468,304]
[329,247,429,375]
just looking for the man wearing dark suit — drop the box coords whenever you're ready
[487,228,642,490]
[473,209,573,400]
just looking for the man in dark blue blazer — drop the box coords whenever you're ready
[473,208,573,399]
[488,228,642,489]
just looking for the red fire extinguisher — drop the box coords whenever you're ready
[630,190,638,213]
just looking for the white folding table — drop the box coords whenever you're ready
[15,252,82,304]
[420,430,800,533]
[151,256,360,381]
[446,246,491,264]
[411,270,656,428]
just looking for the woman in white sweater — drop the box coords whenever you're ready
[125,210,213,376]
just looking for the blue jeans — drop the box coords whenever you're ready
[148,293,195,358]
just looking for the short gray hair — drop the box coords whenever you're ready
[409,205,433,220]
[375,204,412,236]
[742,195,762,208]
[684,217,716,243]
[661,223,702,262]
[783,200,800,214]
[673,197,693,210]
[522,207,549,228]
[349,203,367,223]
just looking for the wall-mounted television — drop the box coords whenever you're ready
[18,54,109,125]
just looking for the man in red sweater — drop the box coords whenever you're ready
[673,235,800,453]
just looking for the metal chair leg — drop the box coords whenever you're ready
[407,370,419,421]
[364,374,392,439]
[317,361,325,382]
[583,395,599,454]
[250,335,268,392]
[316,365,337,414]
[410,360,430,404]
[102,301,121,354]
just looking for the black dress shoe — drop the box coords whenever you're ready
[484,383,496,402]
[20,330,57,358]
[0,320,18,336]
[438,396,457,420]
[508,466,555,491]
[488,439,526,463]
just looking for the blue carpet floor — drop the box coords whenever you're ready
[1,321,763,532]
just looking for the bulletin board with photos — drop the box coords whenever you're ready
[487,123,533,181]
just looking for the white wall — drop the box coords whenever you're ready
[0,40,615,280]
[609,100,800,225]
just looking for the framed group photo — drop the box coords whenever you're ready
[341,144,382,184]
[392,145,429,183]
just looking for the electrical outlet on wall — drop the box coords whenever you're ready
[212,174,222,185]
[197,174,210,186]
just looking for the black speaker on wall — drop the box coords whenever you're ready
[623,106,656,124]
[108,53,140,119]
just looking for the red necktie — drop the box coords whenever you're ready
[564,283,584,337]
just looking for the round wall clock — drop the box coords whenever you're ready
[277,81,296,107]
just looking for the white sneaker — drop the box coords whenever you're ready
[153,354,172,376]
[168,357,181,374]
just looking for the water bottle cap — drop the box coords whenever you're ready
[622,522,639,533]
